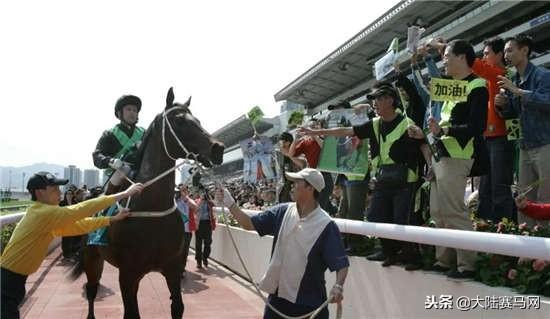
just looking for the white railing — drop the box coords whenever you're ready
[0,212,25,226]
[214,207,550,260]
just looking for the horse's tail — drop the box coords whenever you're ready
[68,236,87,281]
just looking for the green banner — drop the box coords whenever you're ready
[317,109,369,177]
[247,106,264,125]
[287,110,305,128]
[430,78,469,102]
[317,136,369,177]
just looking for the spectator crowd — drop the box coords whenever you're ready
[193,34,549,285]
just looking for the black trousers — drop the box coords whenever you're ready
[181,232,192,270]
[477,136,516,222]
[367,183,420,262]
[195,220,212,263]
[1,267,28,319]
[344,181,368,251]
[318,172,334,213]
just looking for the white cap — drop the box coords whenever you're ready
[285,168,325,192]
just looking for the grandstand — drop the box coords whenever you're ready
[214,1,550,175]
[274,0,550,112]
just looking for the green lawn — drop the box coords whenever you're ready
[0,200,31,216]
[0,200,32,209]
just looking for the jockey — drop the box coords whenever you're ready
[93,95,145,187]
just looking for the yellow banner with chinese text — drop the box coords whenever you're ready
[430,78,469,102]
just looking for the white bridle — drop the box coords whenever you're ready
[118,105,210,217]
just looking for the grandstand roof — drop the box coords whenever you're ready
[213,115,274,148]
[274,0,549,109]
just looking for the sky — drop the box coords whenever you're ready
[0,0,401,169]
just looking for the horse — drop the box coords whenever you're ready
[71,87,224,319]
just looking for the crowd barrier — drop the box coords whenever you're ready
[210,207,550,318]
[215,208,550,260]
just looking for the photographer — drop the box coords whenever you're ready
[194,186,216,269]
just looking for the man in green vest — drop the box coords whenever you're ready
[298,82,425,271]
[92,95,145,189]
[425,39,488,279]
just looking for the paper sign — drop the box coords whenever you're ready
[430,78,469,102]
[407,26,425,53]
[374,50,396,80]
[240,136,276,183]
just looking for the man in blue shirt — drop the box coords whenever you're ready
[496,34,550,226]
[215,168,349,319]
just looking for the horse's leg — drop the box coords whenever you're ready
[119,270,143,319]
[84,245,104,319]
[161,262,184,319]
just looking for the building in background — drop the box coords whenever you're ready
[64,165,82,188]
[83,169,100,188]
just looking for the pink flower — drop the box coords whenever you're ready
[532,259,549,272]
[496,222,505,233]
[518,222,528,231]
[533,225,541,232]
[507,269,518,280]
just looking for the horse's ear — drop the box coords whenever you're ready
[165,87,175,110]
[183,96,192,108]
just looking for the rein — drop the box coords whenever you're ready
[112,106,340,318]
[113,106,208,218]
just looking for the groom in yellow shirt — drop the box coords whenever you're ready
[1,171,143,319]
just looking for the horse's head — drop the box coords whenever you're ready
[161,87,224,167]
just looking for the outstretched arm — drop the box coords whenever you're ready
[297,127,354,138]
[215,187,255,230]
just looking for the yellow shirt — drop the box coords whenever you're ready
[0,195,116,275]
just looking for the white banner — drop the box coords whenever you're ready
[374,50,396,80]
[407,25,425,53]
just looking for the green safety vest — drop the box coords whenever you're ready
[105,125,145,175]
[439,78,486,159]
[371,116,418,183]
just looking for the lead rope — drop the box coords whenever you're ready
[114,105,341,316]
[217,203,334,319]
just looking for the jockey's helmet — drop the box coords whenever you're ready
[115,95,142,119]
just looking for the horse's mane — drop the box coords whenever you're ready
[132,113,160,173]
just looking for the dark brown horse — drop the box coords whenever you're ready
[71,88,224,319]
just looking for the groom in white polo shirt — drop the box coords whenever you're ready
[216,168,349,319]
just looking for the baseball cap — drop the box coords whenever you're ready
[366,84,398,100]
[26,171,68,193]
[285,168,325,192]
